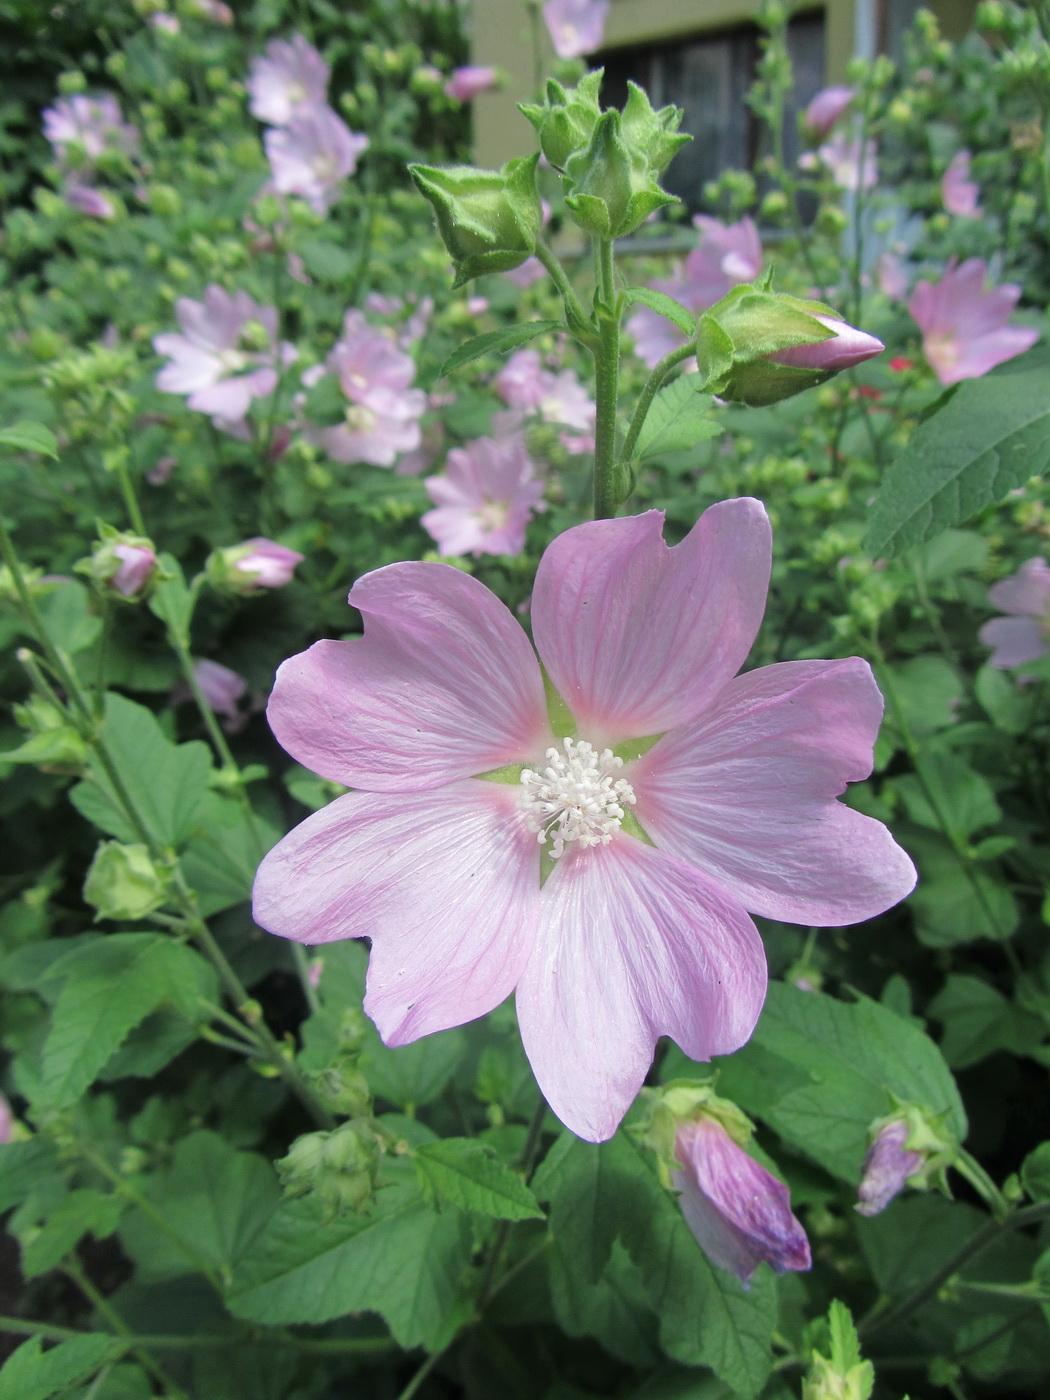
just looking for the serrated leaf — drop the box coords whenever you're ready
[0,421,58,458]
[39,935,215,1110]
[633,377,722,461]
[711,983,966,1183]
[37,580,101,656]
[439,320,562,377]
[623,286,697,337]
[927,975,1044,1069]
[69,693,211,848]
[364,1025,467,1111]
[227,1177,473,1349]
[0,1138,61,1213]
[20,1188,124,1277]
[893,751,1000,841]
[0,1335,119,1400]
[147,554,195,643]
[415,1137,544,1220]
[863,343,1050,557]
[120,1130,280,1282]
[180,792,280,917]
[1021,1142,1050,1201]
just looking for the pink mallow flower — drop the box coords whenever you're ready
[42,94,137,163]
[627,216,762,368]
[817,129,877,191]
[223,538,305,592]
[422,433,545,557]
[248,33,330,126]
[252,499,917,1142]
[494,350,596,442]
[673,1114,811,1283]
[171,659,247,723]
[111,543,157,598]
[854,1119,924,1217]
[154,286,294,427]
[803,85,853,139]
[0,1094,11,1143]
[544,0,609,58]
[908,258,1039,386]
[767,315,883,371]
[444,66,499,102]
[305,310,426,468]
[64,182,116,220]
[978,557,1050,669]
[264,106,369,214]
[942,150,981,218]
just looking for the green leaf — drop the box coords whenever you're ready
[180,792,280,917]
[710,983,966,1183]
[880,656,963,741]
[927,975,1045,1069]
[439,320,562,377]
[364,1026,467,1111]
[227,1175,473,1349]
[622,286,697,337]
[975,664,1034,735]
[147,554,195,643]
[38,934,215,1110]
[633,378,722,461]
[893,751,1000,842]
[0,421,58,458]
[0,1335,119,1400]
[863,342,1050,557]
[0,1138,61,1213]
[414,1137,544,1220]
[296,238,357,282]
[1021,1142,1050,1201]
[20,1188,124,1277]
[120,1130,280,1283]
[36,581,101,656]
[69,693,211,848]
[905,832,1020,947]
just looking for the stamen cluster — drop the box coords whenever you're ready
[519,736,636,858]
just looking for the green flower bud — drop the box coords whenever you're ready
[618,80,692,181]
[518,69,603,172]
[75,526,159,601]
[278,1121,381,1217]
[83,842,172,921]
[696,276,883,406]
[562,108,675,238]
[409,154,542,288]
[802,1302,874,1400]
[147,184,181,217]
[5,694,87,775]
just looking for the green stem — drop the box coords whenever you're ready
[955,1148,1011,1221]
[396,1350,441,1400]
[65,1258,188,1400]
[592,238,622,521]
[860,1199,1050,1340]
[619,342,697,465]
[293,942,322,1016]
[0,1316,395,1356]
[534,239,590,338]
[112,453,148,536]
[169,631,241,774]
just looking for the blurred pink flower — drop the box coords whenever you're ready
[495,350,596,435]
[495,349,548,411]
[42,94,137,163]
[854,1119,924,1217]
[768,316,883,371]
[229,538,305,590]
[187,0,233,19]
[264,106,369,214]
[422,433,544,557]
[979,557,1050,669]
[444,66,499,101]
[803,85,853,138]
[627,216,762,367]
[148,12,181,34]
[908,258,1039,386]
[171,658,247,722]
[248,33,330,126]
[304,310,426,467]
[153,285,295,426]
[111,543,157,598]
[252,499,916,1141]
[818,130,877,190]
[0,1094,12,1145]
[877,252,909,300]
[64,182,116,219]
[504,256,546,289]
[941,150,981,218]
[147,455,177,486]
[544,0,609,58]
[672,1114,811,1282]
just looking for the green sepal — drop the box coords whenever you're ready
[634,1080,754,1188]
[518,69,604,171]
[409,154,542,288]
[620,81,691,178]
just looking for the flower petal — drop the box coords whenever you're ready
[631,658,916,925]
[978,616,1049,669]
[531,500,771,741]
[516,836,766,1142]
[267,562,551,790]
[252,782,538,1043]
[987,557,1050,617]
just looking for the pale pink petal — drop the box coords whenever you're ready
[978,616,1049,669]
[516,836,766,1142]
[944,326,1039,384]
[188,377,253,419]
[252,783,538,1043]
[531,500,771,742]
[267,562,551,790]
[987,557,1050,615]
[631,659,917,924]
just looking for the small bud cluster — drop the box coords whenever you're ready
[278,1119,382,1217]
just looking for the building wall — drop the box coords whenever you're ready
[470,0,976,169]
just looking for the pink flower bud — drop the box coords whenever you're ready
[444,66,499,102]
[855,1119,925,1217]
[767,315,884,371]
[110,542,158,598]
[672,1115,811,1284]
[192,659,247,719]
[230,538,305,590]
[803,86,853,138]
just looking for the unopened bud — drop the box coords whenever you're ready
[855,1102,957,1217]
[83,841,172,921]
[409,154,543,288]
[519,70,603,171]
[76,528,158,601]
[205,537,304,595]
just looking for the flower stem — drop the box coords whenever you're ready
[592,237,622,520]
[534,238,590,337]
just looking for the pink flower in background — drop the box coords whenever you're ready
[504,257,546,289]
[0,1094,12,1145]
[496,350,547,411]
[444,66,499,101]
[148,12,181,34]
[64,182,116,219]
[877,252,909,300]
[43,94,137,163]
[305,310,426,468]
[941,150,981,218]
[768,316,883,371]
[264,106,369,214]
[803,85,853,138]
[543,0,609,58]
[854,1120,924,1217]
[422,433,544,557]
[908,259,1039,386]
[248,33,330,126]
[494,350,596,439]
[171,658,247,722]
[672,1114,811,1282]
[627,216,762,367]
[979,557,1050,669]
[188,0,233,19]
[230,538,305,590]
[253,499,916,1141]
[818,129,877,190]
[110,543,157,598]
[154,285,295,427]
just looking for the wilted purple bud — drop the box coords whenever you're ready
[672,1115,811,1284]
[767,315,884,372]
[855,1119,923,1217]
